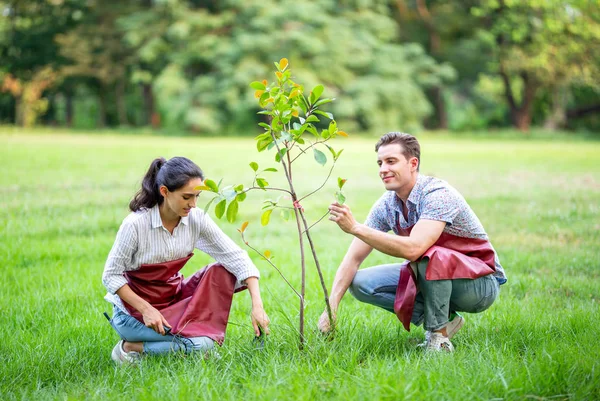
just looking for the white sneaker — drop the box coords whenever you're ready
[111,340,142,365]
[418,313,465,347]
[426,332,454,352]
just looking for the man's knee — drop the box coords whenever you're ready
[348,271,374,303]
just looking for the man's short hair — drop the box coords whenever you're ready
[375,132,421,171]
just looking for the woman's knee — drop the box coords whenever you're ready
[188,336,215,353]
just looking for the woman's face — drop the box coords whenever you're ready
[161,177,203,217]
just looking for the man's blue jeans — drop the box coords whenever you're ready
[349,258,499,331]
[109,307,215,355]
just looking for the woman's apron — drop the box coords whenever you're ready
[122,253,243,345]
[393,224,496,331]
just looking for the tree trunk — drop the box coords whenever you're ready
[65,93,74,127]
[543,86,567,131]
[513,109,532,131]
[428,86,448,130]
[116,80,129,126]
[142,83,159,128]
[416,0,447,129]
[500,65,537,132]
[15,95,24,126]
[97,90,107,128]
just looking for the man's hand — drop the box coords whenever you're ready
[141,306,171,335]
[317,308,337,334]
[329,202,359,234]
[251,304,271,336]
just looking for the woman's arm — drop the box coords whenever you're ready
[103,217,170,335]
[116,284,171,335]
[245,277,270,336]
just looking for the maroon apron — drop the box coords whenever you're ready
[393,224,496,331]
[123,253,243,345]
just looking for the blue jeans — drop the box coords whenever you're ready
[109,307,215,355]
[349,259,499,331]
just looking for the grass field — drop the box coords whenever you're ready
[1,129,599,400]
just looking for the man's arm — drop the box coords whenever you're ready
[318,237,373,333]
[329,202,446,261]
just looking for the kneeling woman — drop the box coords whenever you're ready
[102,157,270,364]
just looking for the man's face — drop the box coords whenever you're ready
[377,144,418,192]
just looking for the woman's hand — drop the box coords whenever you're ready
[251,304,270,337]
[141,305,172,335]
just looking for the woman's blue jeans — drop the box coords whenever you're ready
[348,258,499,331]
[109,307,215,355]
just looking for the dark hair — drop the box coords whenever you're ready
[375,132,421,171]
[129,157,204,212]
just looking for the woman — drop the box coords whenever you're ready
[102,156,270,364]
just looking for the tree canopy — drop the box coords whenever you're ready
[1,0,598,133]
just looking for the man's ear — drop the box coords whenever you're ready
[410,157,419,171]
[159,185,168,198]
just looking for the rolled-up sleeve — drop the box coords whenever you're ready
[102,220,138,294]
[195,213,260,285]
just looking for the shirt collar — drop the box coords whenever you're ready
[150,204,162,229]
[150,203,189,229]
[407,174,426,206]
[390,174,424,211]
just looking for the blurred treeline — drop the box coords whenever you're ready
[1,0,599,134]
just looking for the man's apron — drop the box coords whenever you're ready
[393,224,496,331]
[122,253,243,345]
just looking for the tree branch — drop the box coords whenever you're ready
[240,232,302,301]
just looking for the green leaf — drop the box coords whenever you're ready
[256,178,268,188]
[313,148,327,166]
[258,122,270,130]
[215,199,226,219]
[280,209,291,221]
[309,84,324,104]
[205,179,219,192]
[314,110,334,120]
[298,95,309,113]
[314,98,333,107]
[335,149,344,160]
[261,209,273,226]
[236,192,247,202]
[249,162,259,172]
[337,177,347,189]
[263,167,278,172]
[305,114,320,123]
[226,200,239,223]
[234,184,244,192]
[275,148,288,162]
[250,81,266,90]
[327,145,336,159]
[204,196,217,212]
[306,125,319,137]
[328,120,337,135]
[335,191,346,205]
[257,137,272,152]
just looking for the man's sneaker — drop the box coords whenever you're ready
[418,312,464,347]
[111,340,142,365]
[426,332,454,352]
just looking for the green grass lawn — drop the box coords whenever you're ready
[1,129,599,400]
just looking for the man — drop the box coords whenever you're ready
[318,132,506,351]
